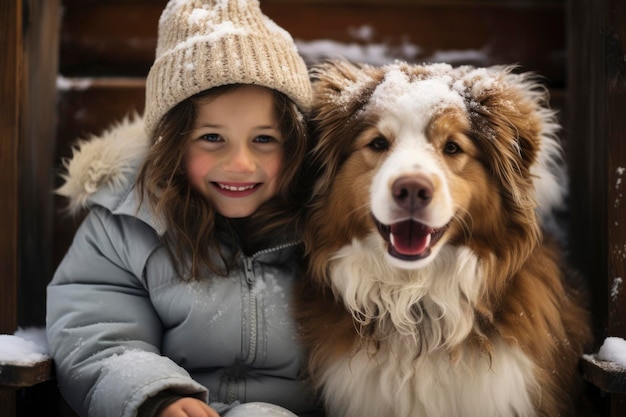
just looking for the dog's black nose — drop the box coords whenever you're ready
[392,175,433,211]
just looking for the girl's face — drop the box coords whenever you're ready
[185,85,284,218]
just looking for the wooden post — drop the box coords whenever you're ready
[0,0,60,332]
[19,0,61,329]
[0,0,23,337]
[568,0,626,415]
[0,0,60,415]
[0,0,23,414]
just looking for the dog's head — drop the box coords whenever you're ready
[306,60,563,274]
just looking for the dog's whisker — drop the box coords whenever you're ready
[453,208,474,242]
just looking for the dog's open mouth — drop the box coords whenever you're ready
[375,218,449,261]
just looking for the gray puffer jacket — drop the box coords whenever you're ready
[46,117,319,417]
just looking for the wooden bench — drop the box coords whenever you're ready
[582,356,626,394]
[0,360,54,390]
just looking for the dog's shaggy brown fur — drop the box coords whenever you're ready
[296,60,593,417]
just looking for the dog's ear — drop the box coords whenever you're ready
[307,60,383,199]
[459,66,564,214]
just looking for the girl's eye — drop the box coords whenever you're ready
[444,141,462,155]
[367,136,390,152]
[254,135,277,144]
[199,133,222,142]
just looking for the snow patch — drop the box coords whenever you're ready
[596,337,626,367]
[296,39,420,67]
[427,48,488,65]
[615,167,624,208]
[188,8,212,26]
[611,277,623,301]
[57,76,92,91]
[365,65,465,128]
[0,327,50,365]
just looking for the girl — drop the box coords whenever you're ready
[46,1,320,417]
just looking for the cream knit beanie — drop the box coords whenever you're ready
[144,0,312,136]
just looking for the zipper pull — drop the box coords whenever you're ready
[243,257,255,285]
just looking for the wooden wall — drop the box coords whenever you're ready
[1,0,22,345]
[568,0,626,415]
[1,1,60,416]
[0,0,60,333]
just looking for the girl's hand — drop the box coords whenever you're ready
[157,397,220,417]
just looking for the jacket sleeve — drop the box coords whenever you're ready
[46,207,208,417]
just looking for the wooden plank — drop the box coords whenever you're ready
[57,1,566,85]
[265,1,565,83]
[567,0,626,415]
[605,0,626,354]
[0,2,60,414]
[55,77,146,157]
[53,78,146,270]
[566,0,606,340]
[0,0,22,413]
[0,391,15,417]
[567,0,626,346]
[18,0,61,329]
[0,360,54,390]
[582,356,626,394]
[605,0,626,411]
[0,0,22,337]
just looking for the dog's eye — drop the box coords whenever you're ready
[444,141,461,155]
[367,137,390,152]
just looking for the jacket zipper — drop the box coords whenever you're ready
[225,257,257,404]
[242,240,300,367]
[243,257,258,366]
[224,241,300,403]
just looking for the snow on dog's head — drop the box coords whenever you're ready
[306,60,564,276]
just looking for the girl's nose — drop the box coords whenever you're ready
[223,145,256,173]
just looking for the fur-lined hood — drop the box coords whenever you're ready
[56,115,168,235]
[57,115,150,214]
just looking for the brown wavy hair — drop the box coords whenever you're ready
[137,84,311,279]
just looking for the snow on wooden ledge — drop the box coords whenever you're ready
[0,328,53,389]
[0,328,49,365]
[582,337,626,393]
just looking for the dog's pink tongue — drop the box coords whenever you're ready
[390,220,431,255]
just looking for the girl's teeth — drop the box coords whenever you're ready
[218,183,255,191]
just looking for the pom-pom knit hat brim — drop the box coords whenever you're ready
[144,0,312,136]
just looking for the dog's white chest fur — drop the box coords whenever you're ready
[320,337,536,417]
[322,239,538,417]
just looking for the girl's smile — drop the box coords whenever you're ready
[185,85,284,218]
[212,181,260,197]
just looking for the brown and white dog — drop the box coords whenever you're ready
[295,60,593,417]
